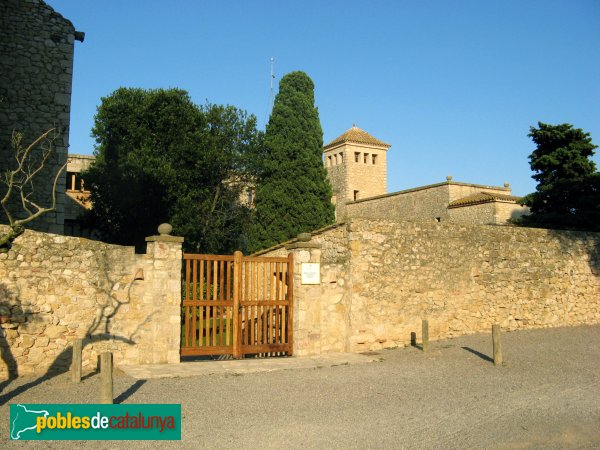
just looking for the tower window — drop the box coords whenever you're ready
[327,155,332,167]
[355,152,360,163]
[339,153,344,163]
[364,153,368,164]
[372,154,377,165]
[334,154,338,165]
[353,190,359,201]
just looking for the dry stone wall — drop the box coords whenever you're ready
[346,219,599,352]
[260,219,600,355]
[0,225,182,378]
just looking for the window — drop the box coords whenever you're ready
[355,152,360,163]
[339,153,344,163]
[372,154,377,165]
[334,154,338,165]
[353,190,360,201]
[364,153,368,164]
[327,155,332,167]
[65,172,84,191]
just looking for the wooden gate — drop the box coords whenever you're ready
[181,251,294,358]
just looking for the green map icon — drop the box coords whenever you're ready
[10,404,49,440]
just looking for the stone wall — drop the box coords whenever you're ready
[0,225,182,378]
[447,201,529,225]
[0,0,83,234]
[259,219,600,355]
[346,181,514,224]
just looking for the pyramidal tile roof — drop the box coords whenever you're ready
[448,192,522,208]
[324,125,390,150]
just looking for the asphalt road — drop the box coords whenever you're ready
[1,325,599,449]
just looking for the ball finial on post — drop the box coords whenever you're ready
[157,223,173,236]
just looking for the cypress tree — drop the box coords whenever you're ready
[249,71,334,252]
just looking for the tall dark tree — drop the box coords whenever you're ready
[249,71,334,252]
[520,122,599,231]
[84,87,262,252]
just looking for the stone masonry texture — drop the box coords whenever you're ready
[0,225,182,377]
[0,0,83,234]
[260,219,600,355]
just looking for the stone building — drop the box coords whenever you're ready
[65,125,529,232]
[64,153,93,236]
[0,0,84,234]
[325,125,529,225]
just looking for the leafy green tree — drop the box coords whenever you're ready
[249,71,335,252]
[520,122,599,231]
[84,87,262,252]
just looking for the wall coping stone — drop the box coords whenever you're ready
[285,242,322,250]
[145,235,184,243]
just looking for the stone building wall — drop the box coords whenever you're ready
[447,202,496,224]
[0,0,83,234]
[324,157,347,219]
[447,201,529,225]
[346,181,515,224]
[259,219,600,355]
[446,183,510,202]
[342,143,388,201]
[494,201,530,224]
[0,225,182,377]
[324,141,388,220]
[346,183,452,222]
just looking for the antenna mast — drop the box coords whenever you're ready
[270,57,275,111]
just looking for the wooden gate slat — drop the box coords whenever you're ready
[182,253,293,357]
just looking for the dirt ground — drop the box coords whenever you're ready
[1,325,599,449]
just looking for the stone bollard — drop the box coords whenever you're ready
[100,352,113,404]
[71,339,83,383]
[492,324,502,366]
[422,319,429,353]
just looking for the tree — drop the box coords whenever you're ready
[1,129,66,252]
[84,87,262,253]
[520,122,599,231]
[249,71,334,252]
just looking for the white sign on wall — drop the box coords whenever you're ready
[301,263,321,285]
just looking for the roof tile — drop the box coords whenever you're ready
[448,192,522,208]
[324,125,390,149]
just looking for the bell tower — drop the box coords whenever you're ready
[323,125,391,220]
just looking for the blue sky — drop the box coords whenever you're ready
[48,0,600,196]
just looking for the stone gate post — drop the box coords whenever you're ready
[143,223,183,364]
[285,233,323,355]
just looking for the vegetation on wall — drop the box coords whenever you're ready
[249,71,335,252]
[84,87,263,253]
[0,129,66,252]
[520,122,599,231]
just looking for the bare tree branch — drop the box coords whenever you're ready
[1,129,66,252]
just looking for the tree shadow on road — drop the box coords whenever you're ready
[0,334,136,406]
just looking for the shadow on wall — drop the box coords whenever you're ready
[0,250,157,405]
[547,228,600,278]
[0,282,24,390]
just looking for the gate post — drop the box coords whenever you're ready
[287,252,295,356]
[232,250,243,359]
